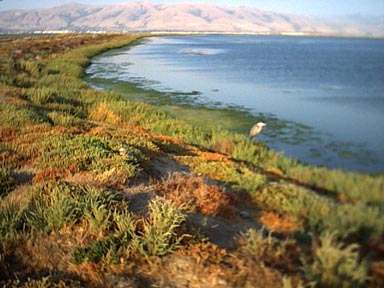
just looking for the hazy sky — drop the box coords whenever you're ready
[0,0,383,16]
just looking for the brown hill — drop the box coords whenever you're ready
[0,2,382,37]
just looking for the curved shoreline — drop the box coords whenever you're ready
[85,34,383,173]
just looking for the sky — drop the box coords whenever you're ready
[0,0,383,17]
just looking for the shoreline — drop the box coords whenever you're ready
[2,30,384,40]
[85,34,383,174]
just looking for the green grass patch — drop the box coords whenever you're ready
[301,231,368,287]
[0,103,47,128]
[34,134,143,184]
[0,165,16,198]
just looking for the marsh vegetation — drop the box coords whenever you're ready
[0,33,383,287]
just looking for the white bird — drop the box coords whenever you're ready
[249,122,266,138]
[119,147,127,156]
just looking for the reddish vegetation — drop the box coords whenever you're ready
[32,166,79,184]
[259,211,301,234]
[125,124,151,138]
[89,103,122,124]
[195,150,231,163]
[372,261,384,287]
[155,173,237,218]
[3,34,121,62]
[159,242,284,288]
[154,134,185,146]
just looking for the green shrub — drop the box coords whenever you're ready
[47,111,80,127]
[34,135,142,184]
[24,181,125,235]
[306,199,384,239]
[251,182,309,217]
[21,87,56,105]
[83,202,113,236]
[0,103,45,128]
[78,187,120,213]
[240,227,275,258]
[132,199,188,257]
[112,208,136,241]
[332,203,384,238]
[73,199,188,263]
[0,56,17,85]
[0,201,25,240]
[73,235,120,265]
[0,166,15,198]
[301,231,368,288]
[45,58,84,79]
[286,165,384,206]
[26,183,79,233]
[73,207,135,265]
[282,276,305,288]
[19,60,41,76]
[1,275,82,287]
[304,197,332,235]
[231,135,275,167]
[180,157,267,191]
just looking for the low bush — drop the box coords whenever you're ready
[155,173,236,217]
[301,231,368,287]
[253,182,309,217]
[240,227,300,271]
[34,135,143,185]
[112,208,136,241]
[0,201,25,240]
[0,103,46,129]
[83,201,113,237]
[21,87,56,105]
[177,156,267,191]
[132,198,188,257]
[0,166,15,198]
[286,165,384,207]
[240,227,274,258]
[18,59,41,76]
[73,198,188,264]
[1,276,82,288]
[47,111,81,127]
[305,199,384,239]
[26,183,79,233]
[73,235,120,265]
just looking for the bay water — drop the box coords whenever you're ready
[86,35,384,173]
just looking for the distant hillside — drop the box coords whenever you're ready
[0,2,383,37]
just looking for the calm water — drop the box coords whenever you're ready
[86,35,384,173]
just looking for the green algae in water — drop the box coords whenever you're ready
[85,71,377,172]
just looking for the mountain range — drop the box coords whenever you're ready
[1,2,383,37]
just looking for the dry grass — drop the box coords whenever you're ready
[155,242,285,288]
[155,173,237,218]
[89,102,122,124]
[259,211,302,234]
[210,138,235,155]
[32,166,79,184]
